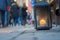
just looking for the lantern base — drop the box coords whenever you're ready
[35,26,51,30]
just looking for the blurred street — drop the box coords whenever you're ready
[0,24,60,40]
[0,0,60,40]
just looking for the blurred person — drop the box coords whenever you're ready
[18,7,22,26]
[10,2,19,26]
[0,0,11,27]
[27,11,31,25]
[0,12,2,27]
[21,3,27,25]
[9,12,13,26]
[27,12,32,25]
[29,14,32,24]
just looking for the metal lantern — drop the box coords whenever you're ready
[31,0,52,30]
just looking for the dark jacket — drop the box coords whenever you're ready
[22,7,27,17]
[11,2,19,18]
[0,0,11,10]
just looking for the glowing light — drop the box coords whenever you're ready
[46,0,54,4]
[39,0,42,1]
[14,0,16,2]
[39,18,46,26]
[26,0,28,7]
[36,0,43,2]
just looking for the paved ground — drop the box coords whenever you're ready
[0,24,60,40]
[0,24,34,34]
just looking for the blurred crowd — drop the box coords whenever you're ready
[0,0,32,27]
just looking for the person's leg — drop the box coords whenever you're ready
[14,18,16,26]
[22,17,26,25]
[16,17,18,24]
[0,12,1,24]
[7,11,10,26]
[21,18,25,25]
[0,11,2,27]
[5,11,8,26]
[24,17,27,24]
[18,17,21,25]
[1,11,5,27]
[14,18,17,26]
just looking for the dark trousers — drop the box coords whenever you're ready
[0,10,5,26]
[14,18,18,25]
[21,16,27,25]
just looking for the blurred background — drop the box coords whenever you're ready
[0,0,59,28]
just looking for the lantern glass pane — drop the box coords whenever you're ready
[36,8,49,27]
